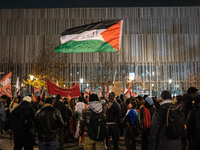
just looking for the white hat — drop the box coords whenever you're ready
[23,96,32,103]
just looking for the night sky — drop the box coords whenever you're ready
[1,0,200,9]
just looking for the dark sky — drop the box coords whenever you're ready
[1,0,200,9]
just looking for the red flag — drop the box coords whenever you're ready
[32,92,37,102]
[0,72,12,98]
[40,90,44,99]
[47,79,81,97]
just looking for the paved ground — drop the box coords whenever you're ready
[0,132,142,150]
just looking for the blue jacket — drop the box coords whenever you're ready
[126,109,137,126]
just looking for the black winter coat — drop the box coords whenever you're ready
[149,100,182,150]
[106,101,122,123]
[34,105,64,141]
[187,104,200,150]
[10,101,35,134]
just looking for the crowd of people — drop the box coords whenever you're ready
[0,86,199,150]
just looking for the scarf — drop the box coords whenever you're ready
[88,101,103,113]
[143,105,151,130]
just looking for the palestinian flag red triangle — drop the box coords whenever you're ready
[55,20,123,53]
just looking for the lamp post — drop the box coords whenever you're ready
[129,73,135,93]
[30,75,34,81]
[168,79,172,94]
[80,78,83,93]
[29,75,34,94]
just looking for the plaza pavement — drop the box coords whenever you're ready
[0,132,141,150]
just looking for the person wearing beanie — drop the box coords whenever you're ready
[35,97,64,150]
[79,94,106,149]
[139,96,156,150]
[10,96,35,150]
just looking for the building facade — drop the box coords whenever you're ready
[0,7,200,96]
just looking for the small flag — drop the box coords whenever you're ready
[124,83,132,99]
[55,20,123,53]
[84,87,92,97]
[34,86,41,94]
[40,90,44,99]
[0,72,12,98]
[15,76,20,92]
[100,90,104,97]
[32,92,37,102]
[68,95,71,102]
[18,91,21,96]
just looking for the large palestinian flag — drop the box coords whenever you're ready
[55,20,123,53]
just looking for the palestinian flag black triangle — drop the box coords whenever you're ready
[55,20,123,53]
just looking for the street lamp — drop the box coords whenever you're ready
[80,78,83,93]
[30,75,34,80]
[168,79,172,84]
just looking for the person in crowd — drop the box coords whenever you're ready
[10,96,35,150]
[63,99,72,143]
[149,90,183,150]
[53,94,70,150]
[0,95,7,134]
[123,100,138,150]
[152,97,160,109]
[105,92,122,150]
[35,97,64,150]
[174,95,183,107]
[182,87,198,118]
[187,94,200,150]
[4,97,11,131]
[119,94,127,136]
[79,93,106,150]
[10,96,21,112]
[140,96,156,150]
[74,96,86,139]
[69,98,77,139]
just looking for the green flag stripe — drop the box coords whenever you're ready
[54,40,118,53]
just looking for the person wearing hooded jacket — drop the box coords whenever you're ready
[140,96,156,150]
[149,90,183,150]
[10,96,35,150]
[79,93,106,150]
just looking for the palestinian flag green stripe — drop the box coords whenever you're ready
[61,20,120,36]
[55,40,118,53]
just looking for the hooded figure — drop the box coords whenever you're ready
[10,96,35,150]
[140,96,156,150]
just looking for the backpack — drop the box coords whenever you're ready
[165,104,187,139]
[87,111,107,141]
